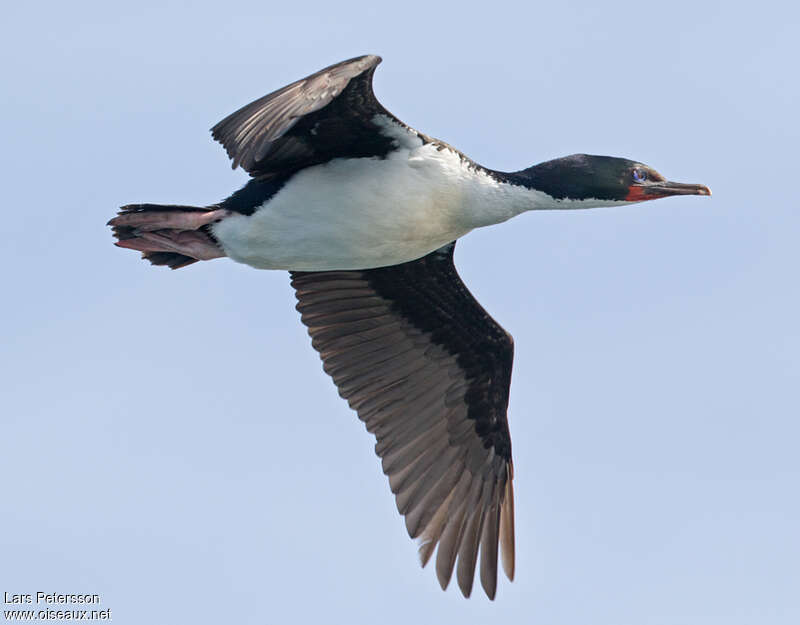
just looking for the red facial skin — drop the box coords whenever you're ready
[625,186,652,202]
[625,183,712,200]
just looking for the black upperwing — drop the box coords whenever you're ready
[211,55,409,178]
[290,242,516,599]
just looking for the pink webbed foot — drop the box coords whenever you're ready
[107,208,231,232]
[114,230,225,260]
[109,207,232,268]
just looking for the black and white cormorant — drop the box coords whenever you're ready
[109,54,711,599]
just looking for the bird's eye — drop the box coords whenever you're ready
[632,168,648,183]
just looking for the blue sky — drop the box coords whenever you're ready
[2,1,798,623]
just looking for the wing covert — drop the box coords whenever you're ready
[211,55,407,177]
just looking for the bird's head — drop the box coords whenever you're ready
[513,154,711,206]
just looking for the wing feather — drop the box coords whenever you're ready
[212,55,413,177]
[290,242,515,599]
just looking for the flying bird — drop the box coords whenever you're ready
[109,54,710,599]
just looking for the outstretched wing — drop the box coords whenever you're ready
[290,243,516,599]
[211,55,407,178]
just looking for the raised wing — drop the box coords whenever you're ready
[211,55,406,178]
[290,243,515,599]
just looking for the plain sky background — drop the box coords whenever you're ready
[2,1,798,623]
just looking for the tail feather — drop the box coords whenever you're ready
[141,251,198,269]
[118,203,208,212]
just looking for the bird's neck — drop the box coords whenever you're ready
[462,168,624,229]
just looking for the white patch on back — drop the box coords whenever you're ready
[371,114,424,150]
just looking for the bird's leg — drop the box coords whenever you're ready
[109,208,231,262]
[114,229,225,260]
[107,208,231,231]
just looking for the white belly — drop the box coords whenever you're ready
[211,142,502,271]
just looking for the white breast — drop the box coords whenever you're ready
[212,133,512,271]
